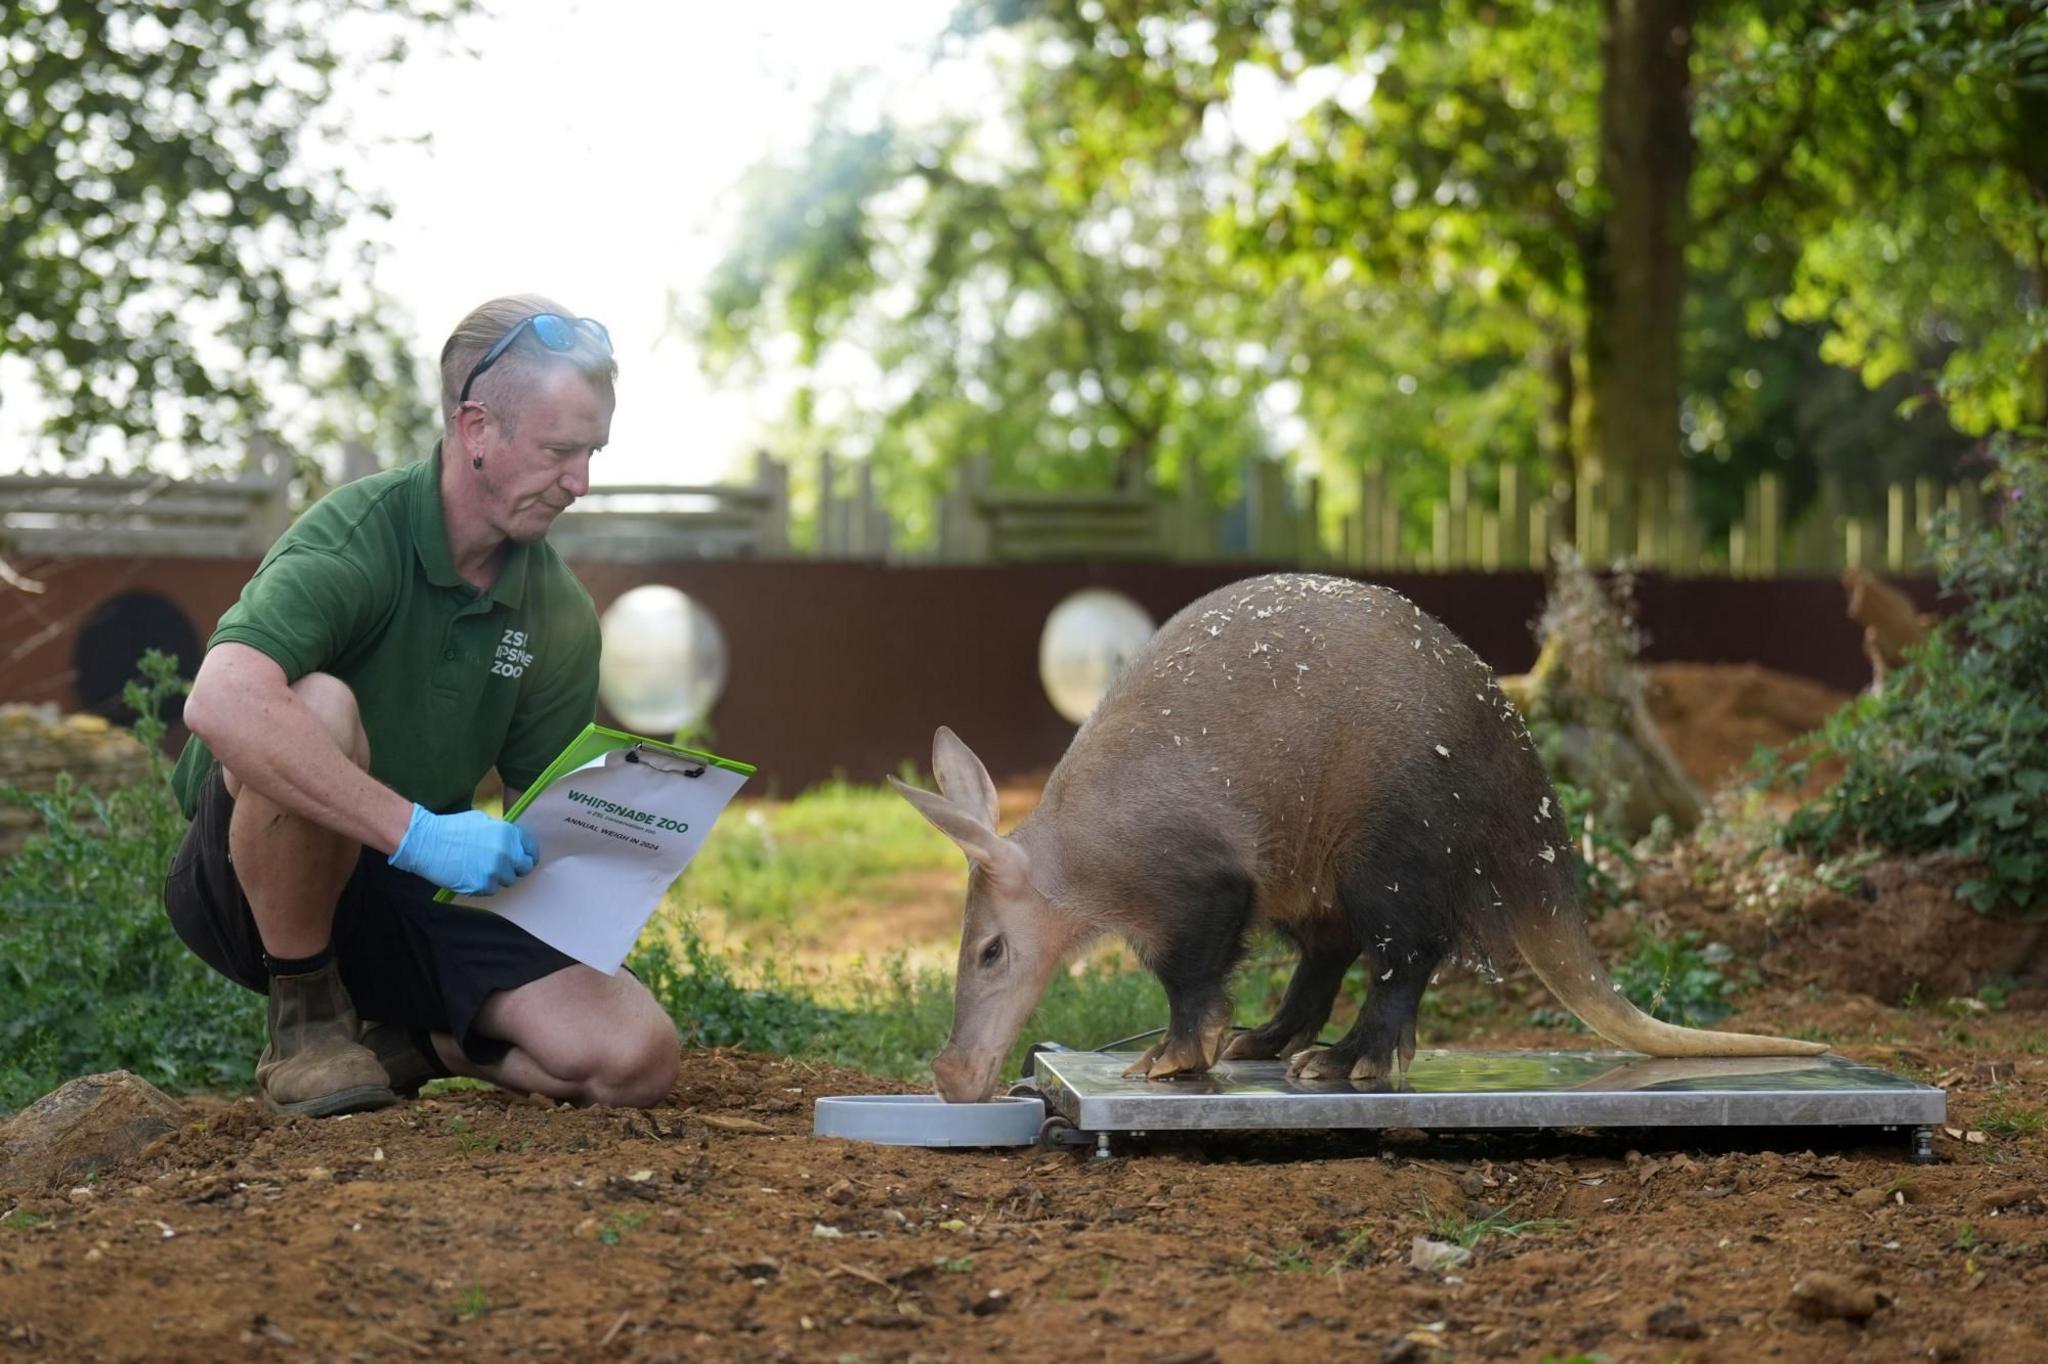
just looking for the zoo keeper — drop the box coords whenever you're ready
[161,294,681,1118]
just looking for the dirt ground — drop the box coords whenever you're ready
[7,663,2048,1363]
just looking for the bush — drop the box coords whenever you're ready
[0,654,263,1112]
[629,915,840,1055]
[1773,441,2048,915]
[1530,929,1750,1031]
[1612,929,1751,1027]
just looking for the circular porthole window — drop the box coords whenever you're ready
[1038,588,1155,725]
[597,585,728,737]
[71,591,199,725]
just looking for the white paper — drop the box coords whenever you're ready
[453,746,748,974]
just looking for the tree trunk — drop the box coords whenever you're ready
[1544,334,1579,545]
[1585,0,1697,502]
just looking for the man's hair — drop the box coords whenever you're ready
[438,293,618,435]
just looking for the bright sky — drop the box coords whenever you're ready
[337,0,959,486]
[1,5,1345,483]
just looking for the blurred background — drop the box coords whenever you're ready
[4,0,2047,1140]
[3,0,2044,784]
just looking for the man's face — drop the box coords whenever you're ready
[475,365,614,543]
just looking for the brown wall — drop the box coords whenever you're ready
[0,553,1942,794]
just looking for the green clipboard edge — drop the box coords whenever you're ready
[432,723,756,904]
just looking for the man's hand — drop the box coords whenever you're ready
[389,806,538,895]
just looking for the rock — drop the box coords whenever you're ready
[1645,1301,1703,1340]
[1849,1187,1889,1210]
[1408,1237,1472,1273]
[0,706,154,857]
[1789,1271,1889,1322]
[1968,1184,2043,1215]
[0,1072,186,1193]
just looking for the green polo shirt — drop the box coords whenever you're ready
[169,447,601,820]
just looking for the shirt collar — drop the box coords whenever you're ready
[412,441,533,609]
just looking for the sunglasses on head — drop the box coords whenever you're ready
[458,313,613,406]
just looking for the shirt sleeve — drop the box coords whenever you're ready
[207,546,379,681]
[495,594,601,793]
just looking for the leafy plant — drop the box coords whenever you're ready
[1774,442,2048,916]
[1550,779,1641,909]
[0,653,264,1112]
[1613,930,1751,1028]
[629,916,839,1056]
[1527,929,1748,1032]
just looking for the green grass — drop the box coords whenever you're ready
[1979,1099,2048,1137]
[598,1210,649,1246]
[633,925,1175,1084]
[673,777,957,930]
[1421,1199,1571,1249]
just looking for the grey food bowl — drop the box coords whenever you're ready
[812,1093,1045,1147]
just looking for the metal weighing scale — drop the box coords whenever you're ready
[1018,1046,1947,1161]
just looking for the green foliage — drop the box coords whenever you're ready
[1420,1198,1571,1250]
[597,1210,649,1246]
[629,916,841,1057]
[1529,928,1748,1032]
[675,777,960,930]
[1978,1098,2047,1137]
[1776,444,2048,914]
[1612,930,1750,1028]
[1547,778,1639,908]
[0,653,263,1112]
[1,0,460,470]
[1700,1,2048,433]
[453,1283,491,1321]
[694,0,2010,547]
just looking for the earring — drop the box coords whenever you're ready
[471,455,483,470]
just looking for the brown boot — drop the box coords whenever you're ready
[256,961,396,1117]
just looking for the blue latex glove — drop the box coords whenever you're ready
[389,804,538,895]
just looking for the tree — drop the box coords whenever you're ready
[1732,0,2048,434]
[697,0,2019,548]
[0,0,462,474]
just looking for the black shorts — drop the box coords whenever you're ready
[162,766,578,1065]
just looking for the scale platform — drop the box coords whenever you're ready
[1026,1048,1946,1160]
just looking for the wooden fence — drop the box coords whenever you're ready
[0,462,292,558]
[0,448,1986,573]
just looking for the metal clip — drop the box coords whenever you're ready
[624,744,706,778]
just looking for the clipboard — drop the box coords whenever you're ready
[433,724,755,905]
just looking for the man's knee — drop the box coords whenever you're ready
[590,1014,681,1108]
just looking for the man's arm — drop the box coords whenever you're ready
[183,643,415,855]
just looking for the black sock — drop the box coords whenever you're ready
[263,944,334,977]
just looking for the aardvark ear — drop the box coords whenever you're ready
[886,775,1007,874]
[930,725,999,830]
